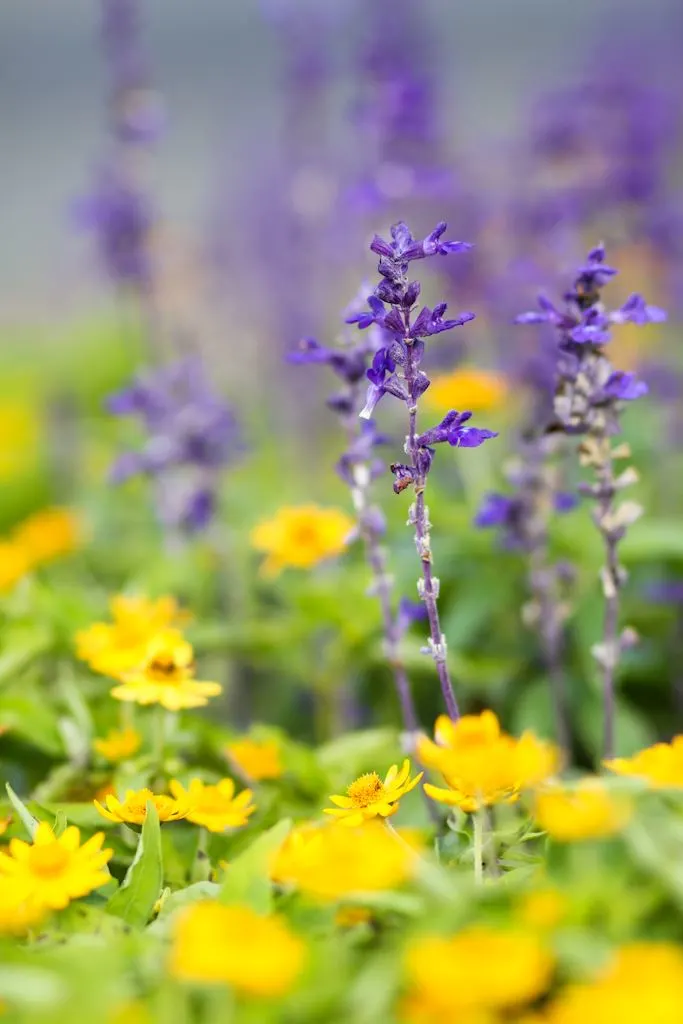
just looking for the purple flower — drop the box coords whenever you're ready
[409,303,475,339]
[395,596,428,637]
[474,493,517,528]
[73,164,153,287]
[416,410,498,449]
[554,491,579,513]
[569,309,612,346]
[370,220,472,265]
[107,357,242,533]
[599,371,649,402]
[610,293,667,325]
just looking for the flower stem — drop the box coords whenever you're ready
[350,463,419,735]
[472,811,485,885]
[404,340,459,720]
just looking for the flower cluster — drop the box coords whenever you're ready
[76,594,221,711]
[95,778,255,833]
[107,357,243,534]
[0,507,81,594]
[418,710,559,812]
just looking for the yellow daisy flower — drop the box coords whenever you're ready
[0,878,45,935]
[403,926,554,1020]
[75,593,189,677]
[109,630,222,711]
[0,822,112,912]
[605,735,683,788]
[13,507,81,569]
[92,726,142,763]
[419,711,558,813]
[169,901,306,996]
[545,943,683,1024]
[0,540,29,594]
[250,504,355,577]
[225,737,284,781]
[423,366,508,414]
[271,822,415,900]
[169,778,256,833]
[94,787,190,825]
[324,760,423,826]
[534,779,633,842]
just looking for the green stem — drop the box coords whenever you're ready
[472,811,485,885]
[191,828,212,883]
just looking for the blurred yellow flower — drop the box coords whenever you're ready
[75,593,189,677]
[403,926,554,1020]
[110,630,222,711]
[92,726,142,763]
[0,541,29,594]
[0,400,38,480]
[605,735,683,789]
[0,879,45,935]
[545,943,683,1024]
[534,779,633,842]
[169,901,306,996]
[271,821,415,899]
[0,822,112,911]
[94,787,190,825]
[517,888,569,931]
[13,507,81,569]
[225,737,284,781]
[324,759,423,826]
[250,504,354,577]
[169,778,256,832]
[335,906,373,929]
[419,711,558,813]
[423,366,508,414]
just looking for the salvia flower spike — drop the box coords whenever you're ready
[350,221,498,719]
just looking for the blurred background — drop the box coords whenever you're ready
[2,0,683,764]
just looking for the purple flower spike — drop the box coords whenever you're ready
[416,409,498,449]
[474,493,516,528]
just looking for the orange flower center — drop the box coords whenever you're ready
[28,844,70,878]
[347,773,385,807]
[146,655,188,684]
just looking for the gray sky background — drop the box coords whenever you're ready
[1,0,680,317]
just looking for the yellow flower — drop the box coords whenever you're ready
[534,779,633,842]
[94,787,190,825]
[225,737,284,781]
[423,366,508,414]
[0,400,39,480]
[13,507,81,569]
[403,927,554,1020]
[419,711,558,813]
[0,541,29,594]
[546,942,683,1024]
[0,822,112,911]
[169,778,256,832]
[110,630,222,711]
[605,735,683,788]
[75,593,189,677]
[92,726,142,762]
[324,759,423,826]
[250,504,354,577]
[0,878,45,935]
[518,888,569,931]
[271,821,415,899]
[169,901,306,996]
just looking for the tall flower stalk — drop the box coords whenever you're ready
[349,222,498,719]
[289,294,423,736]
[516,246,665,756]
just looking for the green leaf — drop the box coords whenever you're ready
[219,818,291,913]
[621,520,683,563]
[5,782,39,838]
[52,810,68,837]
[106,801,163,927]
[151,881,221,927]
